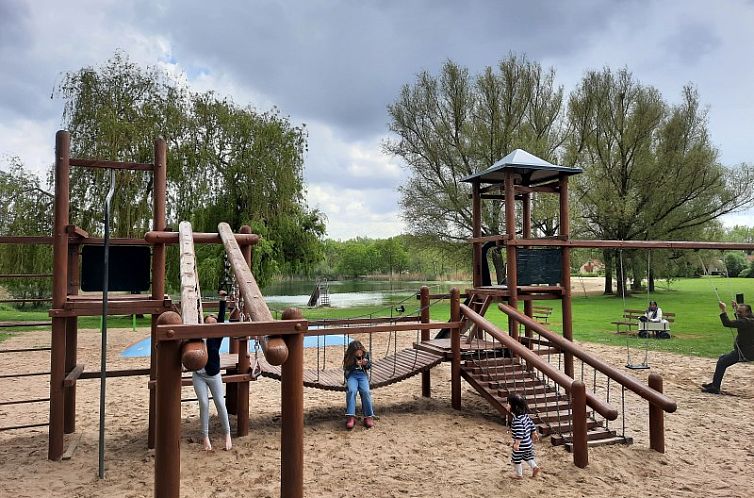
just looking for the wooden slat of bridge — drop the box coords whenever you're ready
[257,348,443,391]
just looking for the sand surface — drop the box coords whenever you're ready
[1,315,754,498]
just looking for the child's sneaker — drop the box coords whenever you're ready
[363,416,374,428]
[346,416,356,430]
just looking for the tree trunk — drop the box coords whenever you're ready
[615,252,628,298]
[631,258,643,291]
[490,248,506,284]
[603,249,613,295]
[648,268,655,292]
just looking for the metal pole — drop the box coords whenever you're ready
[98,169,116,479]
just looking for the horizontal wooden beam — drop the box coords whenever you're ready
[306,321,462,337]
[145,231,260,246]
[0,274,52,279]
[156,319,307,341]
[0,236,53,245]
[467,235,754,251]
[63,364,85,387]
[78,368,151,380]
[50,299,172,317]
[69,158,153,171]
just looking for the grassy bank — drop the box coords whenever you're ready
[2,277,753,358]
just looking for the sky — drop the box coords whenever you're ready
[1,0,753,239]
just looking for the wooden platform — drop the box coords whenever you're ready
[257,347,444,391]
[415,337,506,359]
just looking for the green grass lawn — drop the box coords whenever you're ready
[2,277,752,359]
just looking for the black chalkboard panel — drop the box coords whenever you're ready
[81,245,151,292]
[516,248,562,285]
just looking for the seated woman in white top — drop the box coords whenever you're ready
[642,301,666,324]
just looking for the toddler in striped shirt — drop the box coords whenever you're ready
[507,393,541,479]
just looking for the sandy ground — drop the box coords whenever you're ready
[1,319,754,498]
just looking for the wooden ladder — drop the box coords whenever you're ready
[463,292,493,342]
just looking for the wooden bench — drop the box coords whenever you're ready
[611,308,675,338]
[532,306,553,324]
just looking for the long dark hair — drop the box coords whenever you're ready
[646,300,658,319]
[343,340,367,370]
[507,393,529,416]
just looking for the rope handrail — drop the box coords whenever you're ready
[460,304,618,421]
[497,303,677,413]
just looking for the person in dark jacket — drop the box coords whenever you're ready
[702,301,754,394]
[343,340,375,429]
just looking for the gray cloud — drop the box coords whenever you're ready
[141,0,619,139]
[662,21,722,65]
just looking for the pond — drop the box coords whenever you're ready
[260,279,467,309]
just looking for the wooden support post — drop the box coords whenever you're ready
[64,241,79,434]
[49,130,70,461]
[154,312,182,498]
[559,174,574,378]
[450,288,461,410]
[472,183,482,288]
[522,191,533,342]
[420,286,431,397]
[281,308,304,498]
[235,225,253,434]
[572,380,588,468]
[63,316,77,434]
[648,373,665,453]
[148,137,167,450]
[504,171,518,339]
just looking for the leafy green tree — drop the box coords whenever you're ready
[385,54,566,242]
[565,68,754,295]
[55,52,325,289]
[724,252,748,277]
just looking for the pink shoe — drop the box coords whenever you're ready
[363,416,374,429]
[345,416,356,430]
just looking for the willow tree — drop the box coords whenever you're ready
[385,55,567,242]
[55,52,325,288]
[0,161,54,304]
[565,68,754,295]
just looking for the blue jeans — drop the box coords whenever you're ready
[711,349,743,389]
[345,370,374,417]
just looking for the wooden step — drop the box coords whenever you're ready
[539,418,604,436]
[565,435,633,451]
[551,427,620,446]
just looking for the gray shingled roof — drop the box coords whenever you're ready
[460,149,582,185]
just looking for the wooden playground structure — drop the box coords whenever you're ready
[5,137,754,497]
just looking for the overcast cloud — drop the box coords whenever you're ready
[1,0,753,239]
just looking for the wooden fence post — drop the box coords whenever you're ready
[648,373,665,453]
[572,380,588,468]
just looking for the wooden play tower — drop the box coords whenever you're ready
[461,149,582,377]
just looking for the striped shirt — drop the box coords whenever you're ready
[511,413,536,463]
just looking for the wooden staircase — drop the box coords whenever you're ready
[460,355,631,451]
